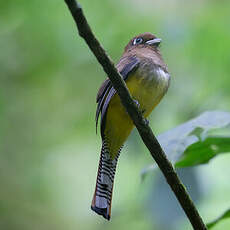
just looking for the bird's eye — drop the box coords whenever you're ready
[133,37,143,45]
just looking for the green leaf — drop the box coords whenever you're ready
[207,208,230,229]
[141,111,230,177]
[175,136,230,167]
[158,110,230,163]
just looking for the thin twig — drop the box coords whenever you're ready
[64,0,207,229]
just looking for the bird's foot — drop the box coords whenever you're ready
[133,99,147,121]
[133,99,140,108]
[143,118,149,125]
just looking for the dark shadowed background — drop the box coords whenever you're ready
[1,0,230,229]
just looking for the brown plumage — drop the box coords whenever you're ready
[91,32,170,220]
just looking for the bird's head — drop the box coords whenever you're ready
[125,32,161,52]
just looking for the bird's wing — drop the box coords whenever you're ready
[95,56,140,134]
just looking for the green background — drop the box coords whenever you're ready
[1,0,230,229]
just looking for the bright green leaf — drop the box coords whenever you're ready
[207,208,230,229]
[158,110,230,163]
[175,136,230,167]
[141,111,230,177]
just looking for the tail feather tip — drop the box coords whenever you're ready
[91,205,110,221]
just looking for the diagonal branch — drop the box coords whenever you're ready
[64,0,207,229]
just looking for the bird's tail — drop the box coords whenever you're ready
[91,140,121,220]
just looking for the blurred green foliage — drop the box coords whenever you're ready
[1,0,230,229]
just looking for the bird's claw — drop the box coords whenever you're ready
[144,118,149,125]
[133,99,140,108]
[133,99,147,119]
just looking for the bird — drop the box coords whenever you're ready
[91,32,170,220]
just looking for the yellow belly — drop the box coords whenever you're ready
[104,71,168,159]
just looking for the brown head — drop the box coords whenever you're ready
[124,32,161,52]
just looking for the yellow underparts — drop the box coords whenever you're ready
[104,70,168,159]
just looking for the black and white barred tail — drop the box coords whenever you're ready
[91,140,121,220]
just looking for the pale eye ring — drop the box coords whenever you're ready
[133,37,143,45]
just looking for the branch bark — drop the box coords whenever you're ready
[64,0,207,229]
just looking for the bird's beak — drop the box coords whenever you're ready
[146,38,162,46]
